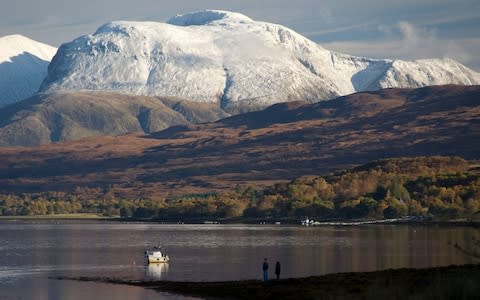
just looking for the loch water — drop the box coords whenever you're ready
[0,221,477,300]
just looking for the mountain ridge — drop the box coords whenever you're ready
[0,91,229,146]
[39,10,480,112]
[0,34,57,106]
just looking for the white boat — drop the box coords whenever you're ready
[145,247,170,263]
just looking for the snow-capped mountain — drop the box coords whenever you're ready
[40,10,480,112]
[0,34,57,106]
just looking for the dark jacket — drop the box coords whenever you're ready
[263,261,269,271]
[275,262,281,275]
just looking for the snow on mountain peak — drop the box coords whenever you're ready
[167,10,253,26]
[0,34,57,106]
[39,11,480,112]
[0,34,56,63]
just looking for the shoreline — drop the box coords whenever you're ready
[1,215,479,227]
[54,264,480,300]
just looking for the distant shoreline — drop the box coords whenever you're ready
[53,264,480,300]
[0,213,113,220]
[1,214,479,227]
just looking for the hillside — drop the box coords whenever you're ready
[0,85,478,200]
[0,91,229,146]
[1,155,479,220]
[0,34,56,106]
[39,10,480,112]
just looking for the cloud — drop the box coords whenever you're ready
[300,22,374,38]
[378,21,440,59]
[397,21,421,43]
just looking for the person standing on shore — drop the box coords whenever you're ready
[275,261,281,280]
[262,258,269,282]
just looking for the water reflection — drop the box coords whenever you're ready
[146,263,169,280]
[0,222,477,300]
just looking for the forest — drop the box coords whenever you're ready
[1,156,479,221]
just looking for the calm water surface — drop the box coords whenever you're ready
[0,221,477,300]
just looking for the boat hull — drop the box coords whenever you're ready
[145,248,169,264]
[148,255,169,263]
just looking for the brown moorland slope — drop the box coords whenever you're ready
[0,85,479,198]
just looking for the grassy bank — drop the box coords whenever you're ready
[55,264,480,300]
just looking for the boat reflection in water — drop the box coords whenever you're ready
[146,262,169,280]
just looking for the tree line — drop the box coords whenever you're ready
[1,156,479,221]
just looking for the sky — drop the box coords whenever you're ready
[2,0,480,71]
